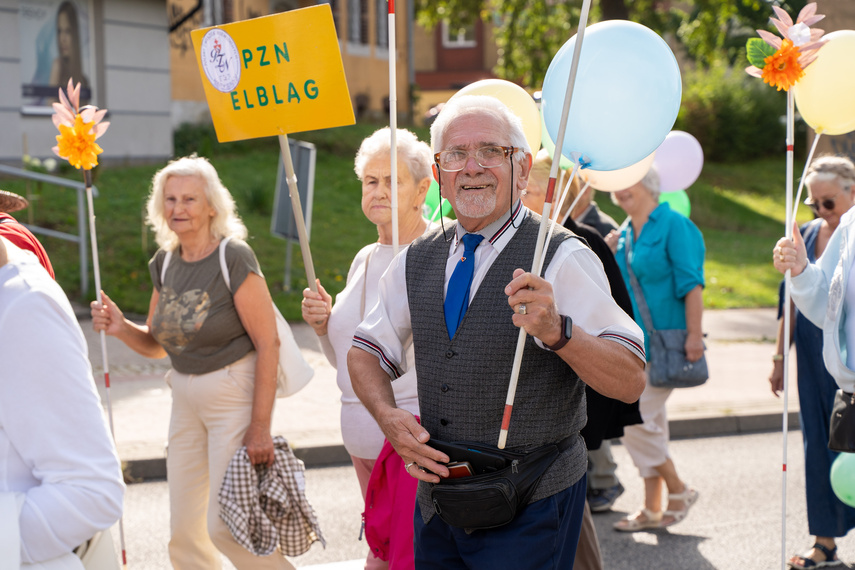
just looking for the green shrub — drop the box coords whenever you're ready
[675,60,792,162]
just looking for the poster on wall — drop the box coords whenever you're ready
[19,0,93,111]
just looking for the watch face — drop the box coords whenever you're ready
[563,315,573,339]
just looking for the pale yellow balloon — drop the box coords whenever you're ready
[580,151,656,192]
[793,30,855,136]
[450,79,542,155]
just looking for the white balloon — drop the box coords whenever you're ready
[581,152,656,192]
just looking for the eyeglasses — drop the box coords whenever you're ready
[434,145,518,172]
[804,189,844,213]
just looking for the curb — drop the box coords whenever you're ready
[120,411,801,483]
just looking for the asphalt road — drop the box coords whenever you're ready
[116,431,855,569]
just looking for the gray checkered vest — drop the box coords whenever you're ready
[406,212,588,522]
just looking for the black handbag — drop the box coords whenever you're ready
[624,235,708,389]
[428,437,571,530]
[829,390,855,453]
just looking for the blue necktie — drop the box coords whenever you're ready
[444,233,484,339]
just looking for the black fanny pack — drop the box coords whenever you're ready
[427,436,573,530]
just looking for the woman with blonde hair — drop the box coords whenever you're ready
[91,155,294,569]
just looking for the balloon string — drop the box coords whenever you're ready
[537,164,580,277]
[429,198,448,223]
[791,131,822,223]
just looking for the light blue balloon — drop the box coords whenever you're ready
[541,20,682,171]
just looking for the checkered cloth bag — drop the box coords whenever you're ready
[219,436,326,557]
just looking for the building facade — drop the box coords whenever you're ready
[1,0,172,163]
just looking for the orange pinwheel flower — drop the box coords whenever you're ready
[55,113,104,170]
[761,39,805,91]
[51,78,110,170]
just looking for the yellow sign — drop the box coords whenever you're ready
[191,5,354,142]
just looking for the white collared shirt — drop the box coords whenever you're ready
[353,201,645,379]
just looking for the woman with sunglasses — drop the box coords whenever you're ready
[771,155,855,569]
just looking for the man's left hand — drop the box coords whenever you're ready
[505,268,563,346]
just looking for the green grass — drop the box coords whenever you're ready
[3,125,807,318]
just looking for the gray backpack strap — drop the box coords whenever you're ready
[218,236,233,293]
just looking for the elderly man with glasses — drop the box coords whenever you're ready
[348,95,646,569]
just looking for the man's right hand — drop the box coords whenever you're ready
[379,409,450,482]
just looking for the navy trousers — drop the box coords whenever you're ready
[413,476,586,569]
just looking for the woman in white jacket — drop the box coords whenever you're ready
[776,205,855,393]
[774,156,855,568]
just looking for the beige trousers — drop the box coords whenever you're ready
[572,501,604,570]
[621,382,674,478]
[166,352,294,570]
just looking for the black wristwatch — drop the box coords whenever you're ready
[546,315,573,351]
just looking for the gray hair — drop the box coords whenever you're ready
[805,155,855,193]
[610,165,661,207]
[354,127,433,184]
[430,95,530,164]
[639,165,661,202]
[146,155,247,251]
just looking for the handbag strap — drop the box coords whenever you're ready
[623,230,655,334]
[218,236,234,292]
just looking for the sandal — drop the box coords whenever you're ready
[788,543,842,569]
[661,485,699,528]
[613,508,663,532]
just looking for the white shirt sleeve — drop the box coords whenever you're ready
[352,230,645,375]
[352,247,413,380]
[0,287,125,563]
[544,239,646,361]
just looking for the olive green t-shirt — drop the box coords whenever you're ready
[148,238,262,374]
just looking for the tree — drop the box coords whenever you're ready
[414,0,810,88]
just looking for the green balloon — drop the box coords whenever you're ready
[831,452,855,508]
[424,179,452,221]
[540,110,575,169]
[659,190,691,217]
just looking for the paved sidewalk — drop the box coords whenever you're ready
[76,306,797,479]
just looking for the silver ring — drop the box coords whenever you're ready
[518,303,527,315]
[405,462,416,470]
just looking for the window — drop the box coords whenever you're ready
[348,0,369,45]
[442,20,476,48]
[375,0,388,48]
[318,0,339,33]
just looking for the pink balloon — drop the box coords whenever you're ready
[653,131,703,193]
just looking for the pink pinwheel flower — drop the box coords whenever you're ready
[745,2,827,90]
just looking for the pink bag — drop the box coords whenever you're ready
[363,437,418,569]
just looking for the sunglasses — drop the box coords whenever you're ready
[804,190,843,213]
